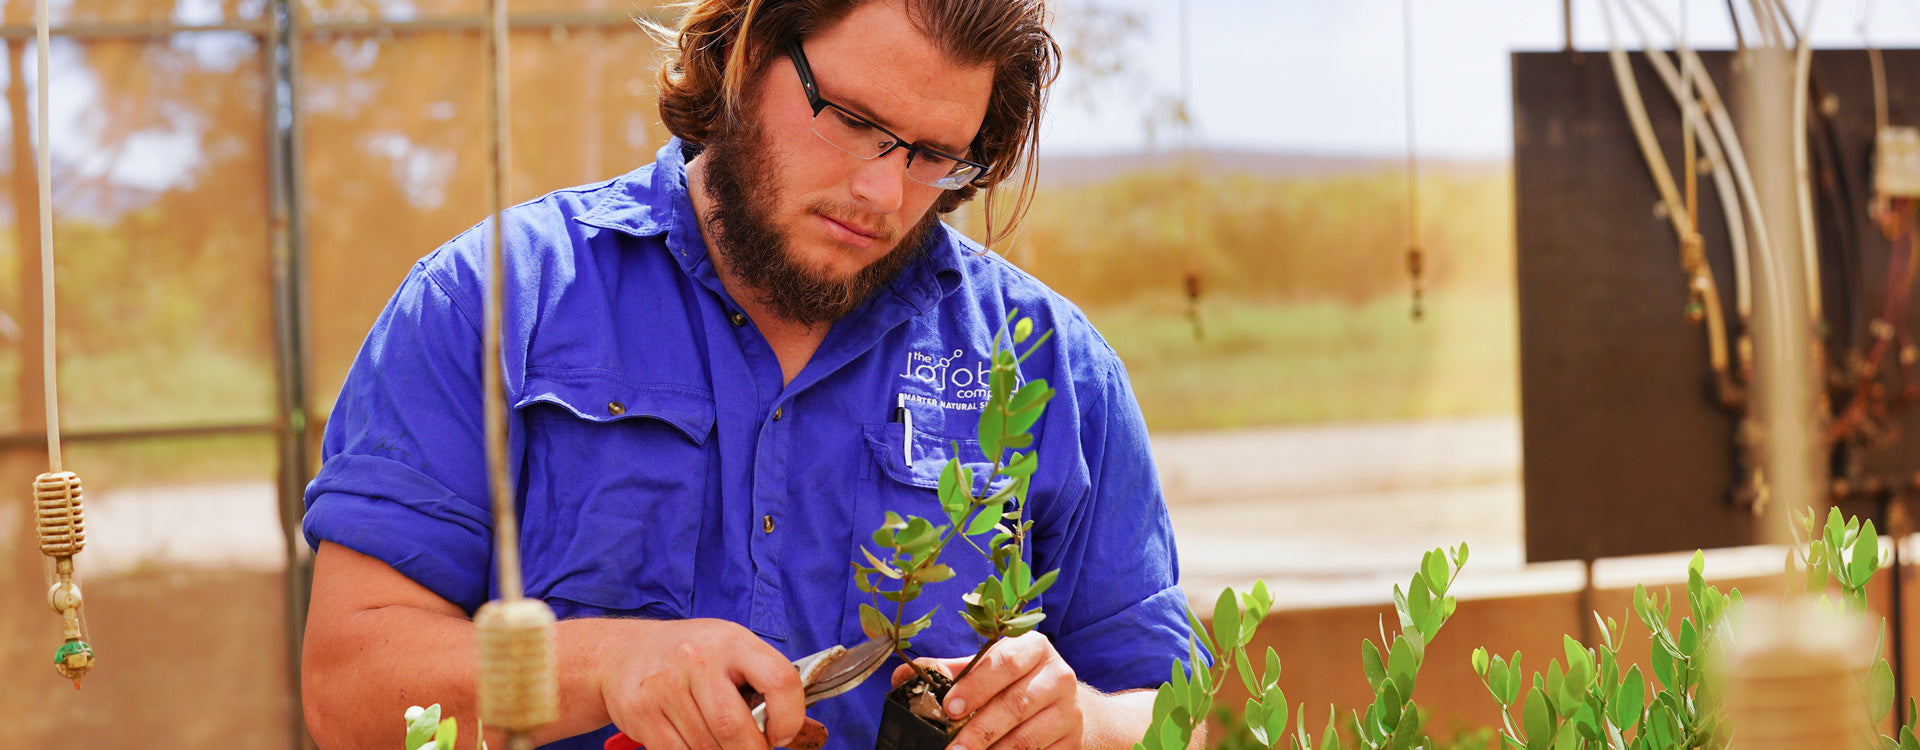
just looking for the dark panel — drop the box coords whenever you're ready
[1516,49,1920,563]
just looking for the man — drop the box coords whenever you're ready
[299,1,1195,748]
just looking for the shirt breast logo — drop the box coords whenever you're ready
[896,347,996,410]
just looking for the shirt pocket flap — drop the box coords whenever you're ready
[519,370,715,444]
[862,422,1010,496]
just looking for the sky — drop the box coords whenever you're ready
[1040,0,1920,159]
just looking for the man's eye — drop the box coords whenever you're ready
[835,110,874,132]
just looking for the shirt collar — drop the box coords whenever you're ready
[574,136,966,311]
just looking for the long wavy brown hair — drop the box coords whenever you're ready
[647,0,1060,249]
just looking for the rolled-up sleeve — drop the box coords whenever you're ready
[1039,356,1200,694]
[303,255,498,614]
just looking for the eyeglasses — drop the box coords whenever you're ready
[785,38,989,191]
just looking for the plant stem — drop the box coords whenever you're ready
[951,636,1001,685]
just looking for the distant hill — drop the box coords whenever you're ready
[1036,148,1507,187]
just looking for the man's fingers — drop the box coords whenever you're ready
[943,638,1045,718]
[976,701,1079,750]
[748,656,807,748]
[692,673,771,750]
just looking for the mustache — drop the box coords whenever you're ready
[807,200,896,243]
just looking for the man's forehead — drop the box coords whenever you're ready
[798,1,994,151]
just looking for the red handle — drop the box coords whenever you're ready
[604,732,644,750]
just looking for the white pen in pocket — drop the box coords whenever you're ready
[897,394,913,466]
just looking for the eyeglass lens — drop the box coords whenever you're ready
[810,106,980,189]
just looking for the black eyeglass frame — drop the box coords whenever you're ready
[784,37,990,190]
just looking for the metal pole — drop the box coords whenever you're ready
[267,0,316,743]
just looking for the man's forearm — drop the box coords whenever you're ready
[1081,687,1202,750]
[303,604,630,749]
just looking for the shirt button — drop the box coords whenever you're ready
[772,407,783,422]
[763,514,775,534]
[607,401,626,416]
[729,310,747,327]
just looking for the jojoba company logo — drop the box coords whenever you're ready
[898,348,997,402]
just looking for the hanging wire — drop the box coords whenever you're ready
[1178,0,1203,341]
[1727,0,1751,51]
[1403,0,1423,321]
[35,0,59,473]
[33,0,94,689]
[474,0,558,744]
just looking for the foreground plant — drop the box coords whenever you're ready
[403,704,483,750]
[852,310,1058,720]
[1135,544,1469,750]
[1467,507,1904,750]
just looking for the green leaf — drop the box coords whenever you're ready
[1003,610,1046,633]
[1486,659,1511,706]
[1151,683,1175,726]
[1319,707,1339,750]
[1901,726,1920,750]
[1870,658,1897,723]
[1649,636,1676,689]
[1184,605,1211,654]
[1523,687,1555,750]
[899,610,936,638]
[978,400,1006,461]
[1472,647,1490,677]
[405,705,441,750]
[1265,647,1284,691]
[1612,665,1644,730]
[861,547,903,579]
[1644,703,1675,749]
[1563,636,1593,677]
[1550,718,1580,750]
[1006,380,1054,433]
[1853,520,1882,588]
[1246,700,1272,746]
[1362,638,1386,689]
[1424,548,1451,593]
[1013,316,1034,344]
[1386,635,1418,694]
[1001,450,1039,480]
[1157,715,1184,750]
[967,500,1005,535]
[1392,584,1416,633]
[1678,619,1698,658]
[939,459,969,525]
[1263,694,1290,748]
[1235,643,1258,695]
[1214,587,1242,655]
[1377,680,1404,730]
[1030,569,1059,598]
[859,604,889,640]
[436,717,458,750]
[1408,575,1434,637]
[1559,657,1592,715]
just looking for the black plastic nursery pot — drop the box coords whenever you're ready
[875,671,956,750]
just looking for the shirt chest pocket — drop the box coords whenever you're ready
[517,372,715,620]
[854,422,1023,657]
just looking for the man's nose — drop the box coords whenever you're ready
[848,147,910,215]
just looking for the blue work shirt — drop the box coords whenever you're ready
[304,139,1193,750]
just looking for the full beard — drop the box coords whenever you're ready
[698,112,941,327]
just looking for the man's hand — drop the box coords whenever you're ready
[600,619,807,750]
[890,632,1083,750]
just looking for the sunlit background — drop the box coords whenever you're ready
[4,0,1920,746]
